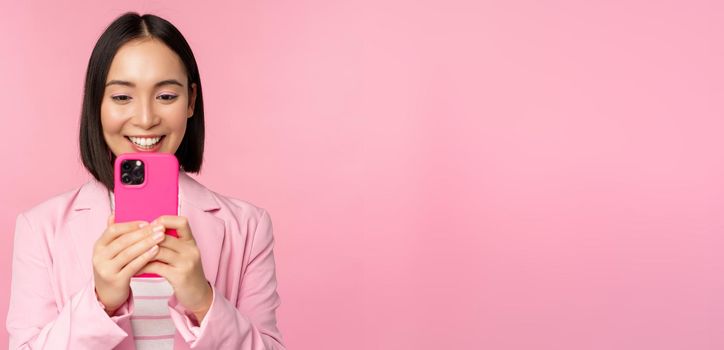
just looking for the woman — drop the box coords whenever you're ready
[6,12,286,350]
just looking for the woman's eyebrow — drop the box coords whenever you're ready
[105,79,184,88]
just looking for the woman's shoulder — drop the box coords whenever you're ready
[211,190,269,220]
[16,178,100,228]
[180,173,270,223]
[20,181,90,217]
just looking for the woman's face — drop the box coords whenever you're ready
[101,37,197,156]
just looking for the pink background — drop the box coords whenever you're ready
[1,1,723,349]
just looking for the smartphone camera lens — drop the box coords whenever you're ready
[121,160,132,171]
[121,173,132,184]
[131,161,145,184]
[132,167,143,179]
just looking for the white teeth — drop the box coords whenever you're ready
[129,136,162,148]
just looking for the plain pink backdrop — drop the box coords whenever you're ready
[2,1,724,349]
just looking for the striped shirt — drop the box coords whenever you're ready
[129,277,175,349]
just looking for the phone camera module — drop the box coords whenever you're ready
[120,159,145,185]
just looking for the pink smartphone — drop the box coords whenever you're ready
[114,152,179,278]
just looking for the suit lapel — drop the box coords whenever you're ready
[69,172,225,286]
[178,172,225,285]
[68,177,112,283]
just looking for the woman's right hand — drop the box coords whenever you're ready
[92,214,166,315]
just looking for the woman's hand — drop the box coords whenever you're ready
[137,215,213,324]
[93,214,166,316]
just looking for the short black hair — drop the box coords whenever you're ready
[79,12,204,191]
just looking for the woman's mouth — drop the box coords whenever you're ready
[126,135,165,152]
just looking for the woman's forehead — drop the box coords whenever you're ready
[106,38,186,86]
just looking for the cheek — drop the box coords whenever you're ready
[100,103,125,136]
[165,106,189,134]
[168,121,188,147]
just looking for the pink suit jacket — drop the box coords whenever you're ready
[6,172,287,349]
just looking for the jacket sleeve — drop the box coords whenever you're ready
[167,209,286,349]
[6,213,135,349]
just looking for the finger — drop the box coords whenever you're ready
[153,215,194,241]
[106,223,166,259]
[137,261,172,278]
[98,220,149,246]
[119,244,161,280]
[157,235,185,254]
[110,227,166,271]
[152,246,180,265]
[107,213,115,226]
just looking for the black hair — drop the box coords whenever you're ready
[79,12,204,191]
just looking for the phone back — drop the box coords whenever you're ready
[114,152,179,277]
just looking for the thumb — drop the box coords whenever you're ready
[107,213,115,226]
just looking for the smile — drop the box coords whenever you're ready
[126,135,165,150]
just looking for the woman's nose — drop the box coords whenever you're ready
[132,97,160,129]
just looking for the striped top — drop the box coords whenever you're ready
[129,277,175,349]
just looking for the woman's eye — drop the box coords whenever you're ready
[111,95,131,102]
[158,94,178,101]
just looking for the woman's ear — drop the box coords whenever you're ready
[187,83,197,118]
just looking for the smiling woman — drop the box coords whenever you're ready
[6,12,286,350]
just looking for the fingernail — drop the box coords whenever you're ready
[152,225,165,233]
[139,222,148,228]
[152,231,165,241]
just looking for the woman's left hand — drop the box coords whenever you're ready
[138,215,213,324]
